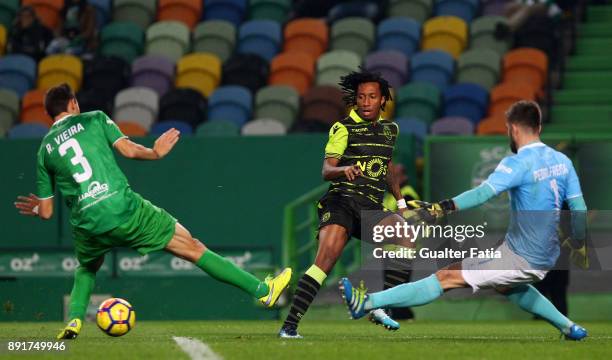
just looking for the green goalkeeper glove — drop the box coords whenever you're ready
[406,199,456,224]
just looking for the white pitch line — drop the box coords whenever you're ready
[173,336,223,360]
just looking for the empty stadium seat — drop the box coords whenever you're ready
[430,116,474,134]
[477,115,506,135]
[0,0,19,28]
[331,17,375,58]
[193,20,236,62]
[159,88,208,127]
[255,85,300,129]
[176,53,222,97]
[100,22,145,64]
[470,16,511,55]
[388,0,433,22]
[395,117,427,154]
[77,88,113,115]
[377,17,421,57]
[238,20,282,61]
[489,82,536,116]
[151,119,194,135]
[196,120,240,136]
[37,55,83,92]
[411,50,454,91]
[222,54,269,92]
[0,88,19,136]
[22,0,63,30]
[21,89,52,126]
[158,0,203,29]
[283,18,329,59]
[8,123,49,138]
[434,0,479,23]
[242,118,287,135]
[248,0,292,23]
[0,55,37,97]
[381,88,396,119]
[365,50,409,90]
[0,24,6,56]
[146,21,191,63]
[83,56,131,100]
[269,52,315,95]
[327,1,382,24]
[113,0,157,30]
[204,0,248,26]
[397,82,441,123]
[422,16,467,58]
[316,50,361,87]
[502,48,548,93]
[113,87,159,130]
[89,0,112,27]
[482,0,506,16]
[207,85,253,127]
[443,83,488,124]
[457,49,501,90]
[131,55,175,96]
[117,121,148,136]
[301,85,345,126]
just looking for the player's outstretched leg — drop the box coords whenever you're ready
[165,223,292,307]
[500,285,587,340]
[57,257,103,340]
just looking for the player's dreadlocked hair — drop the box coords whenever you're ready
[339,67,393,110]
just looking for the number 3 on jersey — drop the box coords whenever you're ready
[59,138,93,183]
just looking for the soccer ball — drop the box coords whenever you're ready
[96,298,136,337]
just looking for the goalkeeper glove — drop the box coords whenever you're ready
[406,199,456,224]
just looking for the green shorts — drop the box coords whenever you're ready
[73,195,177,268]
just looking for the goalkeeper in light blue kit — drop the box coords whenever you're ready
[340,100,588,340]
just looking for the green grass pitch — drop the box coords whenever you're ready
[1,321,611,359]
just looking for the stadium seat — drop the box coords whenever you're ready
[151,119,194,135]
[330,17,375,58]
[248,0,292,23]
[470,16,512,56]
[83,56,131,100]
[222,54,269,93]
[0,54,37,97]
[269,52,315,95]
[113,0,157,30]
[176,53,222,97]
[411,50,454,91]
[131,55,175,96]
[489,82,536,117]
[193,20,236,62]
[388,0,433,22]
[242,118,287,135]
[117,121,148,136]
[8,123,49,139]
[316,50,361,87]
[442,83,488,124]
[158,0,203,29]
[364,50,409,90]
[434,0,480,23]
[0,88,19,136]
[88,0,112,27]
[381,88,396,119]
[113,87,159,130]
[255,85,300,129]
[237,20,282,61]
[0,24,6,56]
[22,0,63,30]
[146,21,191,63]
[394,117,427,154]
[482,0,506,16]
[396,82,441,123]
[21,89,52,127]
[100,22,145,64]
[159,88,208,127]
[207,85,253,127]
[430,116,474,134]
[422,16,467,59]
[283,18,329,59]
[196,119,240,136]
[477,115,506,135]
[457,49,501,90]
[37,55,83,92]
[502,48,548,92]
[327,1,381,24]
[514,15,558,64]
[301,85,345,126]
[204,0,248,26]
[377,17,421,57]
[0,0,19,29]
[77,88,113,115]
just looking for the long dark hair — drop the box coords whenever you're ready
[338,67,393,110]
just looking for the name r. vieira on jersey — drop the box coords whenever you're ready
[46,123,85,154]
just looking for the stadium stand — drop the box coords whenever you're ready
[283,18,328,59]
[21,89,52,126]
[330,17,375,58]
[207,85,253,127]
[22,0,63,30]
[376,17,422,57]
[248,0,292,23]
[37,54,83,92]
[442,83,489,124]
[300,85,345,127]
[0,54,37,97]
[237,20,282,61]
[196,119,240,136]
[422,15,468,58]
[151,119,194,135]
[457,48,501,90]
[7,122,48,138]
[397,81,441,124]
[254,85,300,130]
[112,0,157,30]
[193,20,236,62]
[99,21,144,63]
[364,50,410,90]
[430,116,474,135]
[158,0,203,30]
[0,88,19,137]
[0,0,19,29]
[269,52,315,95]
[145,21,191,63]
[176,52,222,97]
[316,50,361,87]
[221,53,269,92]
[469,15,512,55]
[388,0,433,22]
[113,87,159,130]
[204,0,248,26]
[131,55,175,97]
[411,50,454,91]
[159,88,207,128]
[242,118,287,135]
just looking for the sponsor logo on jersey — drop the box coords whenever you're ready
[78,181,109,203]
[383,125,393,141]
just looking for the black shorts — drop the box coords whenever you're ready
[317,192,393,241]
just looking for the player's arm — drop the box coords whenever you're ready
[321,122,362,181]
[386,161,405,209]
[14,194,53,220]
[114,128,180,160]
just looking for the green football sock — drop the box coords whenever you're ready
[196,250,269,298]
[68,267,96,321]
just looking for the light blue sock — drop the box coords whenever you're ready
[365,274,443,310]
[506,284,573,333]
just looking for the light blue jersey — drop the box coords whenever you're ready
[482,142,583,268]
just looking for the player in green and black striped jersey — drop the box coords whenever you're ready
[279,69,416,339]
